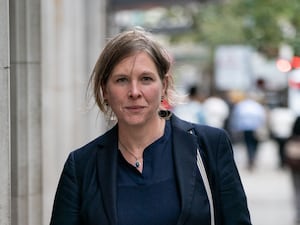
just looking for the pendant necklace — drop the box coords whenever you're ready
[119,141,143,168]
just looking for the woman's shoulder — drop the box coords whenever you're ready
[70,125,117,160]
[192,124,230,147]
[171,113,228,140]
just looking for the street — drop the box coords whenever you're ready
[234,140,295,225]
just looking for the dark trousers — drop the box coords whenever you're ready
[243,130,259,168]
[291,169,300,223]
[273,136,288,168]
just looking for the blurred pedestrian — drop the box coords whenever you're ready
[269,106,297,168]
[285,116,300,224]
[230,93,267,170]
[202,94,230,129]
[50,27,251,225]
[225,90,245,143]
[173,85,206,124]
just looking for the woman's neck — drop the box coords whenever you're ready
[118,117,166,152]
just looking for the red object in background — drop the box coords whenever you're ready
[288,68,300,89]
[289,79,300,89]
[291,56,300,69]
[276,58,292,72]
[161,99,172,110]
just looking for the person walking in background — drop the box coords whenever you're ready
[224,90,246,143]
[172,85,206,124]
[285,116,300,225]
[230,92,267,170]
[202,93,230,129]
[49,27,252,225]
[269,105,297,168]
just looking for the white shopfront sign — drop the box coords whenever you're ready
[214,45,252,90]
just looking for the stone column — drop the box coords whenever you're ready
[0,0,11,224]
[9,0,42,225]
[41,0,107,224]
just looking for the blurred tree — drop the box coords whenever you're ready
[170,0,300,58]
[238,0,300,57]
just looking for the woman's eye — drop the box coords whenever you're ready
[142,76,153,82]
[116,77,127,83]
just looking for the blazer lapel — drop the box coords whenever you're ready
[171,118,199,225]
[96,126,119,225]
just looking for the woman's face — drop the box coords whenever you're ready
[103,51,167,127]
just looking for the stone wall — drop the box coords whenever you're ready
[9,0,42,224]
[41,0,107,224]
[0,0,108,224]
[0,0,11,224]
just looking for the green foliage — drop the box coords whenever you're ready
[170,0,300,58]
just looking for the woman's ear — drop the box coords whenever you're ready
[162,74,169,96]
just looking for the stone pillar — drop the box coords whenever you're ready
[41,0,107,224]
[85,0,108,137]
[0,0,11,224]
[9,0,42,225]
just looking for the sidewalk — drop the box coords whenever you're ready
[233,140,295,225]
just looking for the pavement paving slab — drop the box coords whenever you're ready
[233,140,296,225]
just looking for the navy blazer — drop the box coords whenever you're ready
[50,115,252,225]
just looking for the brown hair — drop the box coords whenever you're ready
[89,27,176,116]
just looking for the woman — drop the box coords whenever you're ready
[50,27,252,225]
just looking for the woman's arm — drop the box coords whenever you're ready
[50,152,81,225]
[217,131,252,225]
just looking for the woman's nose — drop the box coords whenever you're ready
[128,81,141,98]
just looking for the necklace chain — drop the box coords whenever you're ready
[118,141,143,168]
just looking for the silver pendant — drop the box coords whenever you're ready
[135,161,140,168]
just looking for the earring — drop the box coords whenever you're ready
[158,109,172,120]
[161,96,164,102]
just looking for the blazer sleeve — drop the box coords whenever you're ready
[196,126,252,225]
[217,131,251,224]
[50,152,81,225]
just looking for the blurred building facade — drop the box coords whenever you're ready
[1,0,107,225]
